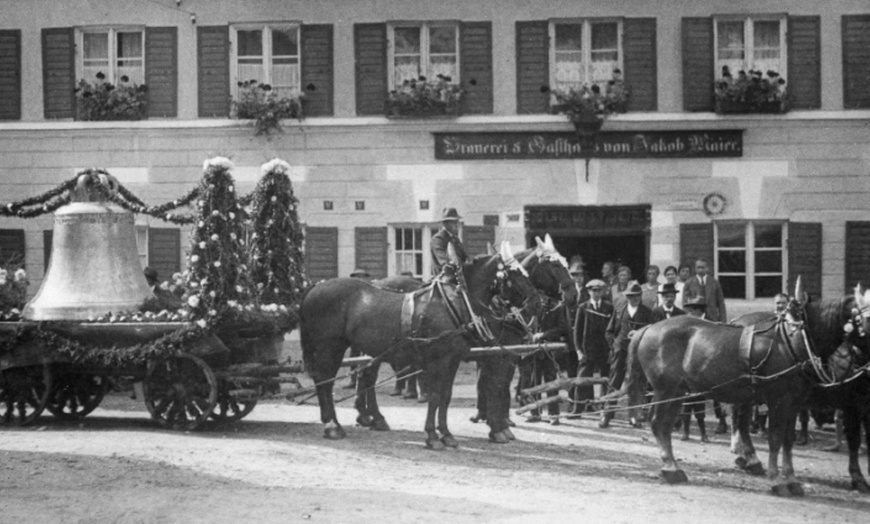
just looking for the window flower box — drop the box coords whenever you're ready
[544,69,628,135]
[232,80,304,137]
[74,73,148,121]
[385,75,464,119]
[714,67,788,115]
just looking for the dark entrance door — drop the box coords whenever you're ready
[525,205,651,283]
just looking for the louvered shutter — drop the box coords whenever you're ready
[0,229,26,268]
[354,227,388,279]
[787,222,822,299]
[460,22,493,115]
[0,30,22,120]
[842,15,870,109]
[679,223,714,274]
[845,222,870,293]
[301,24,334,117]
[516,21,549,114]
[623,18,657,112]
[305,227,338,282]
[681,17,714,112]
[463,226,495,258]
[354,23,387,116]
[42,27,75,119]
[786,16,821,110]
[197,25,230,117]
[148,228,181,283]
[145,27,178,117]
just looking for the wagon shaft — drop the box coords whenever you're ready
[465,342,567,359]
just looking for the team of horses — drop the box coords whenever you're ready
[299,239,870,496]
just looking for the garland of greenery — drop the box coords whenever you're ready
[183,157,253,325]
[0,175,78,218]
[95,178,199,225]
[249,159,307,308]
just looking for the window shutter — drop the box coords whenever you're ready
[354,227,388,279]
[41,27,75,119]
[301,24,334,117]
[845,222,870,293]
[197,25,230,118]
[786,16,821,110]
[305,226,338,282]
[43,230,53,272]
[354,23,387,116]
[787,222,822,299]
[0,30,22,120]
[679,223,714,275]
[623,18,657,112]
[681,17,714,112]
[145,27,178,118]
[516,21,549,114]
[842,15,870,109]
[147,228,181,283]
[460,22,493,115]
[0,229,26,268]
[463,226,495,258]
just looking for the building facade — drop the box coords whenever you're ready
[0,0,869,315]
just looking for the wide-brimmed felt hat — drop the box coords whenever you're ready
[440,207,462,221]
[350,268,370,277]
[658,283,678,295]
[585,278,606,289]
[683,296,707,308]
[623,283,643,296]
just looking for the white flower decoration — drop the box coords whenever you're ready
[187,295,200,308]
[191,255,200,263]
[261,158,291,176]
[198,241,206,249]
[209,291,216,298]
[214,261,221,268]
[210,234,219,241]
[195,319,208,328]
[203,156,234,172]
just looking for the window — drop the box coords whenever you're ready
[714,16,786,78]
[549,19,622,92]
[388,22,459,89]
[78,28,145,84]
[231,24,301,98]
[715,222,785,300]
[135,226,149,269]
[389,224,462,279]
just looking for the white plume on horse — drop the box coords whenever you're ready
[499,241,527,276]
[854,283,870,318]
[535,233,568,269]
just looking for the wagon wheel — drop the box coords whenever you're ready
[46,373,107,420]
[210,379,258,421]
[0,364,53,426]
[143,354,217,431]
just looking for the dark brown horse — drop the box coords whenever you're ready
[623,305,813,495]
[300,242,540,450]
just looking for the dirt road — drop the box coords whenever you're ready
[1,361,869,524]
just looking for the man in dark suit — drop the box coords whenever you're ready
[651,282,684,322]
[573,279,614,416]
[430,207,468,279]
[600,283,654,428]
[682,259,727,322]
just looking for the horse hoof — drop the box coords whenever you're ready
[489,431,509,444]
[505,418,516,427]
[502,427,516,441]
[746,463,766,477]
[795,434,808,446]
[851,479,870,493]
[771,483,792,497]
[787,482,805,497]
[661,469,689,484]
[469,413,485,423]
[425,439,445,451]
[370,418,390,431]
[356,415,373,427]
[324,426,346,440]
[441,435,459,448]
[735,457,748,470]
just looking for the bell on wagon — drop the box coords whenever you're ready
[23,172,152,321]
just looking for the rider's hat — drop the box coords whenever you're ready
[623,283,643,296]
[440,207,462,221]
[585,279,606,289]
[683,296,708,308]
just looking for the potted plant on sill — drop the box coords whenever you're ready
[385,74,465,118]
[543,69,628,136]
[74,73,148,121]
[714,67,787,115]
[232,80,305,137]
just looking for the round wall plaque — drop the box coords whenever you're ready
[702,193,726,216]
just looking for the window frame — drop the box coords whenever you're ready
[76,26,146,85]
[387,223,463,279]
[386,21,461,90]
[548,18,624,93]
[135,225,149,270]
[713,14,788,80]
[229,22,302,99]
[714,221,787,300]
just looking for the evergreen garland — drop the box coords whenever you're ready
[249,159,307,308]
[0,175,78,218]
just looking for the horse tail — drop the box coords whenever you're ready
[298,283,318,375]
[623,324,653,406]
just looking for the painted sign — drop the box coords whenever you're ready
[433,130,743,160]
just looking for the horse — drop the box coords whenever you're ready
[623,300,813,495]
[300,241,540,450]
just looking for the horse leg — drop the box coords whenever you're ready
[486,357,514,444]
[312,345,346,440]
[732,403,765,476]
[423,373,444,451]
[500,359,517,439]
[438,355,463,449]
[845,405,870,492]
[472,360,488,424]
[364,362,390,431]
[766,402,798,496]
[779,406,804,497]
[651,395,688,484]
[354,365,375,428]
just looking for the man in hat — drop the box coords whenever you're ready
[600,282,654,428]
[431,207,468,279]
[349,267,372,282]
[568,257,590,305]
[683,295,707,318]
[573,278,614,415]
[652,282,685,322]
[682,259,727,322]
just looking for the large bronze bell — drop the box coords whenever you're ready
[23,173,153,321]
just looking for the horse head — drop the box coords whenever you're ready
[479,241,540,317]
[526,234,575,303]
